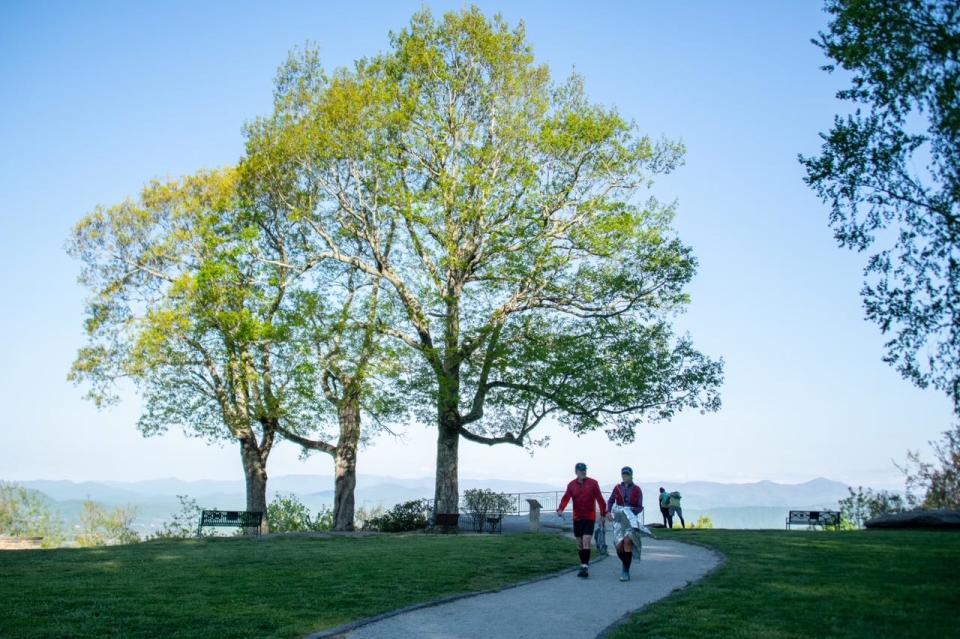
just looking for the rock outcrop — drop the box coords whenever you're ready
[864,510,960,529]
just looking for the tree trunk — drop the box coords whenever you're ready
[434,420,460,530]
[431,283,464,532]
[240,435,269,534]
[434,369,461,532]
[333,394,361,531]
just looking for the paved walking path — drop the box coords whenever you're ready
[309,537,722,639]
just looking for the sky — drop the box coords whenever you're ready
[0,1,954,492]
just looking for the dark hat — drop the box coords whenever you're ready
[621,466,633,475]
[574,462,587,471]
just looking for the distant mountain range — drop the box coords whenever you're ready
[11,474,852,533]
[17,474,561,508]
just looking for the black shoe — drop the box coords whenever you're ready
[577,567,588,578]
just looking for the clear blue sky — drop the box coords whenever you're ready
[0,1,952,490]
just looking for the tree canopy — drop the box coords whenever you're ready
[801,0,960,412]
[68,169,326,526]
[253,8,723,515]
[69,7,723,521]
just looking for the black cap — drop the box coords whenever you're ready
[574,462,587,471]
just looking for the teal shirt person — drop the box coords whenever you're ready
[667,491,686,528]
[659,491,670,508]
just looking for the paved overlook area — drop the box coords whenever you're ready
[308,526,722,639]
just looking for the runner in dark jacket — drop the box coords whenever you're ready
[557,462,607,578]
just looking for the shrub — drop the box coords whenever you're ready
[463,489,514,533]
[0,482,64,548]
[900,422,960,510]
[690,515,714,529]
[76,500,140,547]
[149,495,206,539]
[267,493,333,532]
[363,499,430,532]
[839,486,905,529]
[354,505,384,530]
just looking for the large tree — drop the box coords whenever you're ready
[267,8,723,521]
[69,169,325,530]
[239,52,407,531]
[801,0,960,412]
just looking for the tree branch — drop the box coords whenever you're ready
[274,424,337,455]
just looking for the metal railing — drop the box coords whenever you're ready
[425,490,645,523]
[425,491,564,515]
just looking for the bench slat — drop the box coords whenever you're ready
[786,510,840,528]
[198,510,263,535]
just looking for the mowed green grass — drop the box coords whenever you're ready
[610,529,960,639]
[6,529,958,639]
[0,533,573,639]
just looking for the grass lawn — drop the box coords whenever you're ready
[609,529,960,639]
[0,532,573,639]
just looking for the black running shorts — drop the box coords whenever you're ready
[572,519,595,538]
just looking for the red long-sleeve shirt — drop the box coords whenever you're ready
[558,477,607,521]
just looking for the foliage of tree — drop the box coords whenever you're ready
[690,514,714,529]
[236,51,416,530]
[900,422,960,509]
[801,0,960,412]
[68,169,329,531]
[839,485,906,528]
[263,7,723,519]
[0,482,63,547]
[266,493,333,532]
[463,488,514,532]
[241,93,409,530]
[75,500,140,547]
[362,499,431,532]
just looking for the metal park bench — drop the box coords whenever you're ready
[198,510,263,536]
[786,510,840,530]
[484,514,503,534]
[461,511,503,533]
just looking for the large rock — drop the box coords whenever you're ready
[864,509,960,529]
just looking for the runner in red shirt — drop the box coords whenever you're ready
[556,462,607,578]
